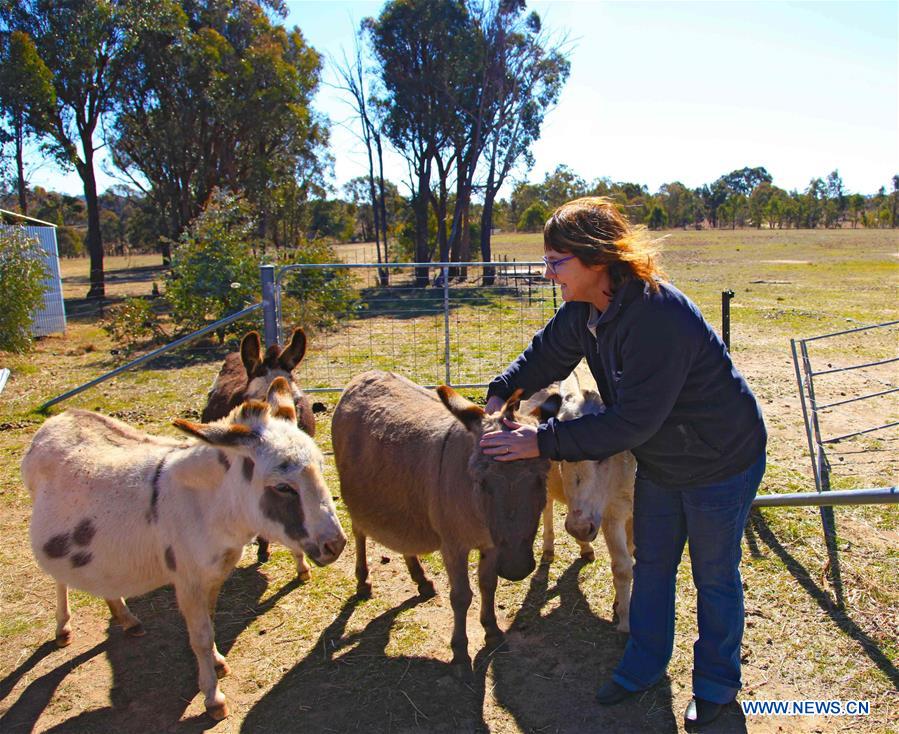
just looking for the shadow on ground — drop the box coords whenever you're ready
[489,556,688,734]
[746,508,899,691]
[0,564,295,734]
[351,282,541,321]
[242,593,491,732]
[64,264,166,288]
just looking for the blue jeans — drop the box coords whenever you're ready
[612,452,766,704]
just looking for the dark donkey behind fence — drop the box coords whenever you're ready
[202,327,321,577]
[331,370,551,674]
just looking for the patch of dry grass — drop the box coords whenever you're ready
[0,228,896,732]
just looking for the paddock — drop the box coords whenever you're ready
[0,228,896,732]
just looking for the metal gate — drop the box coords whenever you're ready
[787,320,899,606]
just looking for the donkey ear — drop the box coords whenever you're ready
[279,328,307,372]
[559,371,581,399]
[173,418,259,447]
[531,392,562,421]
[267,376,297,423]
[436,385,485,432]
[501,388,525,421]
[581,388,606,414]
[240,331,263,376]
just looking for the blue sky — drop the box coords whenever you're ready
[26,0,899,198]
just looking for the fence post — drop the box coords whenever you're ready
[443,264,451,385]
[260,264,279,347]
[721,289,735,349]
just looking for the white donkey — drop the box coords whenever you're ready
[529,370,636,632]
[22,378,346,719]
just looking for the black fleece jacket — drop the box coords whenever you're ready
[487,278,767,487]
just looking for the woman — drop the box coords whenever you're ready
[480,197,766,729]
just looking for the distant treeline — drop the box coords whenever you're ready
[3,164,896,260]
[1,0,896,303]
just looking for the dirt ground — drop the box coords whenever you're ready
[1,229,897,733]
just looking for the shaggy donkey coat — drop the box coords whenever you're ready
[23,379,346,720]
[332,370,550,672]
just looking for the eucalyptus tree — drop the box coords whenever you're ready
[891,175,899,228]
[803,177,826,228]
[333,34,392,283]
[364,0,471,284]
[363,0,568,282]
[825,169,845,227]
[111,0,328,261]
[659,181,702,229]
[1,0,133,298]
[475,1,569,277]
[0,29,54,214]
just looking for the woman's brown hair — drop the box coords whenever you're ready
[543,196,667,292]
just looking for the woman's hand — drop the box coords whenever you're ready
[485,395,505,414]
[479,418,540,461]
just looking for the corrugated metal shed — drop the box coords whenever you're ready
[1,209,67,337]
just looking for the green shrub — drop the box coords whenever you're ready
[103,296,166,350]
[279,239,359,330]
[517,202,549,232]
[0,226,49,353]
[166,191,260,340]
[55,226,84,257]
[645,204,668,231]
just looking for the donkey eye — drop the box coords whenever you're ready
[273,483,297,496]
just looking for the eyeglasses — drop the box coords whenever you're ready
[542,254,576,275]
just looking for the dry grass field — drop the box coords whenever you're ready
[0,228,896,733]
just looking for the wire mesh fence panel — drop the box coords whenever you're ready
[276,262,557,392]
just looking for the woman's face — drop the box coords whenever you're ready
[543,247,610,307]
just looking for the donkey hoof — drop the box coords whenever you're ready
[215,660,231,679]
[124,623,146,638]
[356,581,372,599]
[297,569,312,584]
[450,660,473,682]
[418,581,437,599]
[484,629,505,648]
[206,701,230,720]
[580,550,596,562]
[541,547,555,559]
[55,629,73,648]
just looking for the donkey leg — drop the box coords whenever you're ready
[477,547,503,647]
[354,528,371,598]
[256,537,270,563]
[106,598,144,638]
[541,498,555,557]
[577,538,596,562]
[404,555,436,598]
[294,550,312,583]
[442,546,473,673]
[601,515,634,633]
[176,582,228,720]
[55,582,72,647]
[207,580,229,679]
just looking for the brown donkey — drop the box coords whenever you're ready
[331,370,550,673]
[202,327,319,575]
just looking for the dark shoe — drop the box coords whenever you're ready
[595,679,634,705]
[684,697,724,729]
